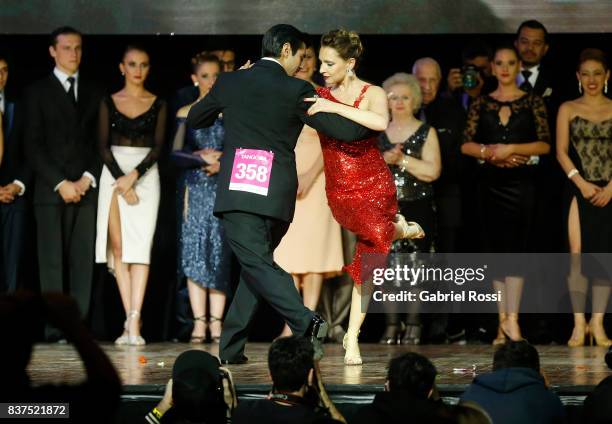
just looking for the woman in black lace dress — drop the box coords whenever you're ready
[96,45,167,345]
[557,48,612,347]
[461,44,550,344]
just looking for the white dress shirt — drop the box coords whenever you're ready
[517,65,540,89]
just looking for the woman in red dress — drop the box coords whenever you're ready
[306,29,424,365]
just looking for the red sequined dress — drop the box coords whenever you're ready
[316,84,398,285]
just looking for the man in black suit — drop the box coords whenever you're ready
[187,24,372,363]
[515,20,566,344]
[413,58,471,343]
[414,58,467,255]
[0,53,30,293]
[24,27,102,338]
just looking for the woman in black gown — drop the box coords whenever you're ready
[557,48,612,347]
[461,44,550,344]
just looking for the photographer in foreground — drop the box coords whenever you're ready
[233,336,345,424]
[144,350,238,424]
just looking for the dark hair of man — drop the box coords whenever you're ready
[191,52,222,74]
[461,41,492,63]
[516,20,549,44]
[387,352,437,399]
[50,26,82,47]
[578,48,609,72]
[268,336,314,392]
[261,24,307,58]
[493,340,540,372]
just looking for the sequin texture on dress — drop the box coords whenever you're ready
[316,85,398,285]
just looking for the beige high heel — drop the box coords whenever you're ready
[567,322,588,347]
[588,322,612,347]
[114,318,129,345]
[492,326,507,346]
[343,331,363,365]
[396,214,425,239]
[127,310,146,346]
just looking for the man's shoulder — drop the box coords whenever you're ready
[26,74,54,96]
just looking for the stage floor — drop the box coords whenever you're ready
[27,342,610,395]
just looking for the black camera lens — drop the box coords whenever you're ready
[462,65,479,90]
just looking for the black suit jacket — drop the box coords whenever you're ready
[187,59,372,222]
[24,74,102,205]
[0,94,31,188]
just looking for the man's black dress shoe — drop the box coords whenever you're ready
[305,314,329,360]
[306,314,329,340]
[220,355,248,365]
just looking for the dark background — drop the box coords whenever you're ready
[1,31,610,342]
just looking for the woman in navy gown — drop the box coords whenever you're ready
[173,53,229,343]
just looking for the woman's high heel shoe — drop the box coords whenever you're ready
[401,324,422,345]
[499,315,524,342]
[492,326,507,346]
[114,318,129,345]
[190,315,207,344]
[588,322,612,347]
[395,214,425,239]
[379,325,402,345]
[127,310,146,346]
[567,323,588,347]
[343,332,363,365]
[209,315,223,344]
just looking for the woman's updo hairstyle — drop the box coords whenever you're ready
[191,51,222,74]
[320,29,364,67]
[577,48,608,72]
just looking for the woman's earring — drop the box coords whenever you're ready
[605,80,608,94]
[346,68,354,77]
[578,81,582,94]
[193,81,199,87]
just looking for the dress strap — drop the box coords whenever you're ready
[353,84,371,108]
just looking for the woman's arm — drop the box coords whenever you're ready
[556,102,606,204]
[502,93,551,158]
[400,127,442,182]
[306,86,389,131]
[461,97,492,160]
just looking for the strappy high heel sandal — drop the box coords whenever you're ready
[127,310,146,346]
[343,331,362,365]
[567,322,588,347]
[401,324,422,345]
[588,322,612,347]
[499,314,524,343]
[114,318,129,345]
[209,315,223,344]
[395,214,425,239]
[190,315,207,344]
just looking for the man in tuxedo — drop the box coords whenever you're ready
[187,24,372,363]
[0,53,30,293]
[515,20,566,343]
[24,27,102,339]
